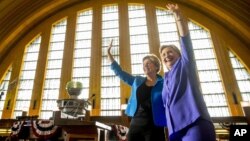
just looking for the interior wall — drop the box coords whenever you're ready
[0,0,249,118]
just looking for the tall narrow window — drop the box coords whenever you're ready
[40,19,67,119]
[229,51,250,101]
[101,4,120,116]
[188,23,229,117]
[0,69,12,118]
[128,4,150,75]
[73,9,93,99]
[13,36,41,118]
[156,8,179,71]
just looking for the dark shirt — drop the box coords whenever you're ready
[110,60,167,126]
[132,82,153,126]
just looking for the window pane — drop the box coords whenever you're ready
[129,4,149,76]
[189,22,230,117]
[101,4,121,116]
[40,20,67,119]
[230,52,250,101]
[73,9,93,99]
[101,98,121,116]
[14,36,41,118]
[0,69,12,118]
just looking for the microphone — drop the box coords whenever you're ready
[84,94,96,110]
[86,94,96,105]
[0,92,4,100]
[89,94,96,100]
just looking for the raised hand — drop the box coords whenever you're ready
[166,3,179,13]
[166,3,188,36]
[107,39,113,55]
[107,39,115,63]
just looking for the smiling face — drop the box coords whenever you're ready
[142,54,161,76]
[160,45,181,70]
[143,59,158,76]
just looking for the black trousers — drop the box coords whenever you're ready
[128,117,166,141]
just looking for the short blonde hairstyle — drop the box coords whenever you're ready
[159,44,181,56]
[142,54,161,73]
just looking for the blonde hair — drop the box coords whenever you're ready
[142,54,161,73]
[159,44,181,56]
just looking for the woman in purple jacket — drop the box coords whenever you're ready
[107,40,167,141]
[159,4,216,141]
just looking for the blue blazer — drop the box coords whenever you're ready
[111,61,167,126]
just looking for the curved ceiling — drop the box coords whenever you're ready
[0,0,249,63]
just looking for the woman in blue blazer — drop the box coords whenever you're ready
[107,40,167,141]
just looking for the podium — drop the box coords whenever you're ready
[54,111,111,141]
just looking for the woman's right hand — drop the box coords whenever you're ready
[166,3,179,14]
[166,4,182,21]
[107,39,115,63]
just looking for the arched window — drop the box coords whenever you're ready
[128,4,150,76]
[229,51,250,101]
[73,9,93,99]
[2,1,249,119]
[40,19,67,119]
[188,23,229,116]
[14,36,41,118]
[101,4,121,116]
[0,69,12,118]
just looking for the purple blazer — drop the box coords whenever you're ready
[162,34,212,135]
